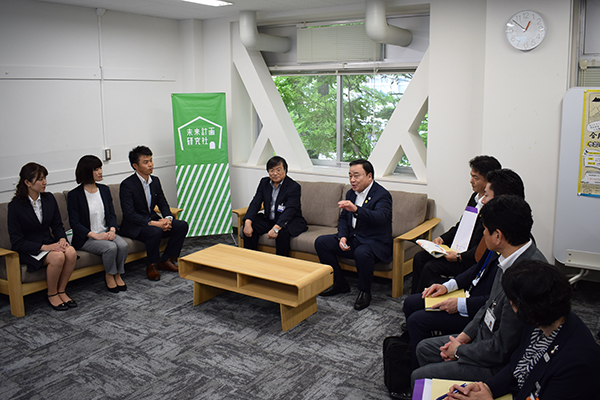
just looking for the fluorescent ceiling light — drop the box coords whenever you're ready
[182,0,233,6]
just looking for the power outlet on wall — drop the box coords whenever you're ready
[104,148,111,161]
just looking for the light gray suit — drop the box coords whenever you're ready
[411,242,547,384]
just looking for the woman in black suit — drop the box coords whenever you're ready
[8,163,78,311]
[446,260,600,400]
[68,155,128,292]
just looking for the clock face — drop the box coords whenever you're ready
[506,10,546,51]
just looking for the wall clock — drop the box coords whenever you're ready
[505,10,546,51]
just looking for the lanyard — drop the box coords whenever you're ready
[466,251,495,296]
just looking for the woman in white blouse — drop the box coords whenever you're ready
[68,155,128,292]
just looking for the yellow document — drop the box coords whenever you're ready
[431,379,512,400]
[424,289,465,311]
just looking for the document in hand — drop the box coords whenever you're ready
[424,289,466,311]
[416,239,451,258]
[450,206,479,253]
[413,378,513,400]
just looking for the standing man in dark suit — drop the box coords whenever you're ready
[119,146,189,281]
[242,156,307,257]
[315,159,392,310]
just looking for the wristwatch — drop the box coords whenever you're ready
[453,346,460,360]
[456,253,462,263]
[273,227,280,234]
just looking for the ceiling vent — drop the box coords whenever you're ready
[297,24,383,63]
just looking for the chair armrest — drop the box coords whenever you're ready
[152,206,183,219]
[0,247,17,257]
[395,217,441,242]
[231,206,249,219]
[170,207,183,219]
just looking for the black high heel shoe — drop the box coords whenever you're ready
[105,276,120,293]
[47,293,68,311]
[57,292,77,308]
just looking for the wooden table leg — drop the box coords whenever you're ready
[193,282,224,306]
[279,297,317,332]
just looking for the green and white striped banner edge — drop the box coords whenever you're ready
[176,163,232,236]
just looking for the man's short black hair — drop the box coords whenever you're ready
[480,195,532,246]
[486,169,525,199]
[266,156,288,173]
[129,145,153,168]
[502,260,571,327]
[469,155,501,177]
[349,159,374,178]
[75,155,103,185]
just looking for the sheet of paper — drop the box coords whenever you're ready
[429,379,512,400]
[450,206,478,253]
[30,250,49,261]
[424,289,465,311]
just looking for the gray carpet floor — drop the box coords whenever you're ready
[1,235,599,400]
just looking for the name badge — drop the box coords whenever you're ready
[277,204,286,212]
[484,308,496,332]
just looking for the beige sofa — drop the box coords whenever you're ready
[233,181,440,297]
[0,184,180,317]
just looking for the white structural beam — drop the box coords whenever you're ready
[369,48,429,181]
[232,23,312,170]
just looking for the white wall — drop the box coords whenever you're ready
[0,0,576,262]
[219,0,573,260]
[0,0,196,206]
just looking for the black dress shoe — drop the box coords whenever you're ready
[105,276,120,293]
[47,293,68,311]
[117,283,127,292]
[390,389,412,400]
[58,292,77,308]
[400,322,407,331]
[319,282,351,297]
[354,291,372,310]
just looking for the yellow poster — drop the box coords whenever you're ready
[578,89,600,197]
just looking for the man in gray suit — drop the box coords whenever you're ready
[411,195,547,385]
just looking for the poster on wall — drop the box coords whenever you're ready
[577,89,600,197]
[171,92,232,236]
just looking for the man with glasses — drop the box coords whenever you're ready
[242,156,307,257]
[315,159,392,310]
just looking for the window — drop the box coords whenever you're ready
[273,72,427,168]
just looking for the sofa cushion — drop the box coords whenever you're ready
[257,225,337,254]
[53,192,71,232]
[298,181,344,227]
[390,190,428,237]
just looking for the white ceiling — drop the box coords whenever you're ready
[35,0,373,22]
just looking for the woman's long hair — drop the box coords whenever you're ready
[14,162,48,202]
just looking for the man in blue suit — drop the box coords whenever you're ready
[119,146,189,281]
[316,159,392,310]
[242,156,307,256]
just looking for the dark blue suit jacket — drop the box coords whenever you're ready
[67,184,118,249]
[487,312,600,400]
[245,176,307,236]
[7,193,66,271]
[453,249,499,316]
[119,173,172,239]
[338,181,392,263]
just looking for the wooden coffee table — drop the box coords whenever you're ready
[178,244,333,331]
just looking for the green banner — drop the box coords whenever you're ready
[172,93,232,236]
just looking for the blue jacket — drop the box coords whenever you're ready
[338,181,393,264]
[245,176,307,236]
[119,173,172,239]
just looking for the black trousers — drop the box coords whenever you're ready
[134,219,189,265]
[410,251,467,294]
[315,234,381,293]
[242,213,292,256]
